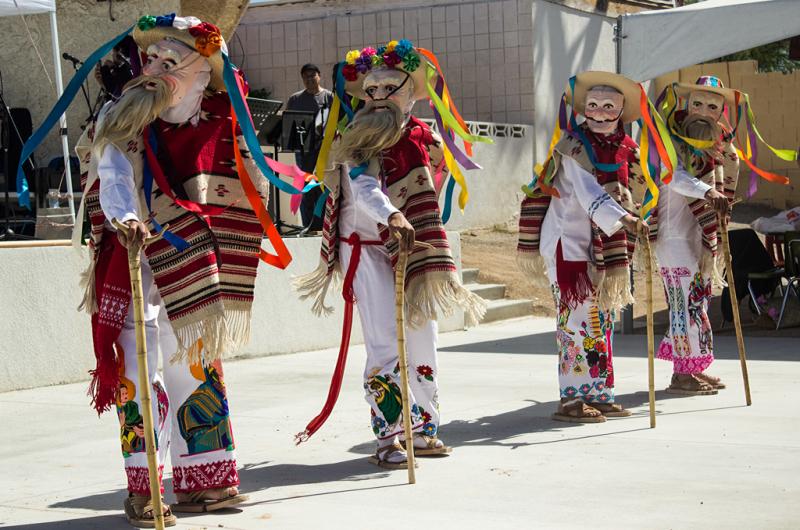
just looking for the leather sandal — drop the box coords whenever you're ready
[123,494,177,528]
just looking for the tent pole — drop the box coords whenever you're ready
[49,9,76,224]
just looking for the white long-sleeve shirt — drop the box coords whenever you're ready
[98,144,141,228]
[540,156,628,266]
[338,164,400,243]
[655,161,712,259]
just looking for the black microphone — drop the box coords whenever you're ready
[62,52,83,66]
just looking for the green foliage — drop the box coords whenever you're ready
[713,40,800,74]
[249,87,273,99]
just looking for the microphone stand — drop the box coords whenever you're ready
[64,56,94,124]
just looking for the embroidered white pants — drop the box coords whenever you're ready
[340,243,440,441]
[655,240,714,374]
[115,258,239,495]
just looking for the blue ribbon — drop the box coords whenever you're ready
[334,62,355,121]
[313,188,330,218]
[143,128,189,251]
[349,162,368,180]
[16,26,135,208]
[441,176,457,224]
[222,53,317,197]
[567,76,622,174]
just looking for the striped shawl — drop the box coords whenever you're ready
[295,116,485,327]
[517,125,641,312]
[79,92,267,366]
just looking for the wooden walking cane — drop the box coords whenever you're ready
[639,222,657,428]
[718,212,753,406]
[394,241,416,485]
[113,219,168,529]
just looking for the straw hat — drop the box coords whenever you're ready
[133,14,228,91]
[341,39,432,101]
[673,75,738,108]
[180,0,250,41]
[565,71,643,123]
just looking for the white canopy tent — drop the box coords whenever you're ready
[617,0,800,81]
[0,0,74,222]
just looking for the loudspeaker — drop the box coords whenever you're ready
[2,107,33,192]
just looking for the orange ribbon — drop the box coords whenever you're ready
[231,110,293,269]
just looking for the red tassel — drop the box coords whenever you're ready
[556,241,594,308]
[88,346,120,415]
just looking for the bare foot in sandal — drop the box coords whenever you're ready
[590,403,632,417]
[368,440,414,469]
[400,434,453,456]
[123,494,177,528]
[666,374,718,395]
[695,372,726,389]
[552,399,606,423]
[173,486,247,513]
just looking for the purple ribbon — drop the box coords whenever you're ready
[746,113,759,198]
[558,94,568,132]
[433,77,481,170]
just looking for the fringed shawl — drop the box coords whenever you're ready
[79,93,266,412]
[295,116,485,326]
[517,124,641,312]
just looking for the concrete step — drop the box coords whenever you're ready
[482,298,534,323]
[465,282,506,300]
[462,267,480,283]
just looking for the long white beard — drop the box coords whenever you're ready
[92,76,172,156]
[333,100,405,165]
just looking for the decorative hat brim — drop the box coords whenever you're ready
[565,71,642,123]
[133,25,226,91]
[673,82,737,107]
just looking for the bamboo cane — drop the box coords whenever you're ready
[640,223,657,429]
[394,243,416,485]
[113,219,167,529]
[718,214,752,406]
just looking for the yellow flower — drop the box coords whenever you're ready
[386,40,398,52]
[583,337,596,350]
[345,49,360,65]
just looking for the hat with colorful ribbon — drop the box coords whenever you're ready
[134,14,226,91]
[525,71,677,221]
[564,71,643,124]
[313,39,493,224]
[657,75,795,197]
[673,75,738,108]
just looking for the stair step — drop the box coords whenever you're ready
[465,283,506,300]
[482,299,533,323]
[462,268,480,283]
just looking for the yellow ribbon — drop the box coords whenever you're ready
[425,64,492,145]
[314,94,342,187]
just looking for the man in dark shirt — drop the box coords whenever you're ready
[286,64,333,230]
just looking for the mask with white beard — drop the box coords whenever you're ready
[333,68,415,165]
[93,38,212,156]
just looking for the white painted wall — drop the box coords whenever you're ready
[530,1,617,164]
[0,234,464,393]
[440,124,533,230]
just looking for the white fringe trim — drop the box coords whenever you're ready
[701,250,727,289]
[406,272,488,328]
[516,252,550,289]
[77,256,98,314]
[170,308,252,365]
[292,261,342,317]
[596,270,634,313]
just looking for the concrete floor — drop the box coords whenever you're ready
[1,316,798,529]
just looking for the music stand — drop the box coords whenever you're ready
[0,92,36,241]
[246,98,306,236]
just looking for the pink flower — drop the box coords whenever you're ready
[589,365,599,378]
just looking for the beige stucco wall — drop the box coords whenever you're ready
[655,61,800,209]
[0,0,179,168]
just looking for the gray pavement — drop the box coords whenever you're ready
[1,316,798,530]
